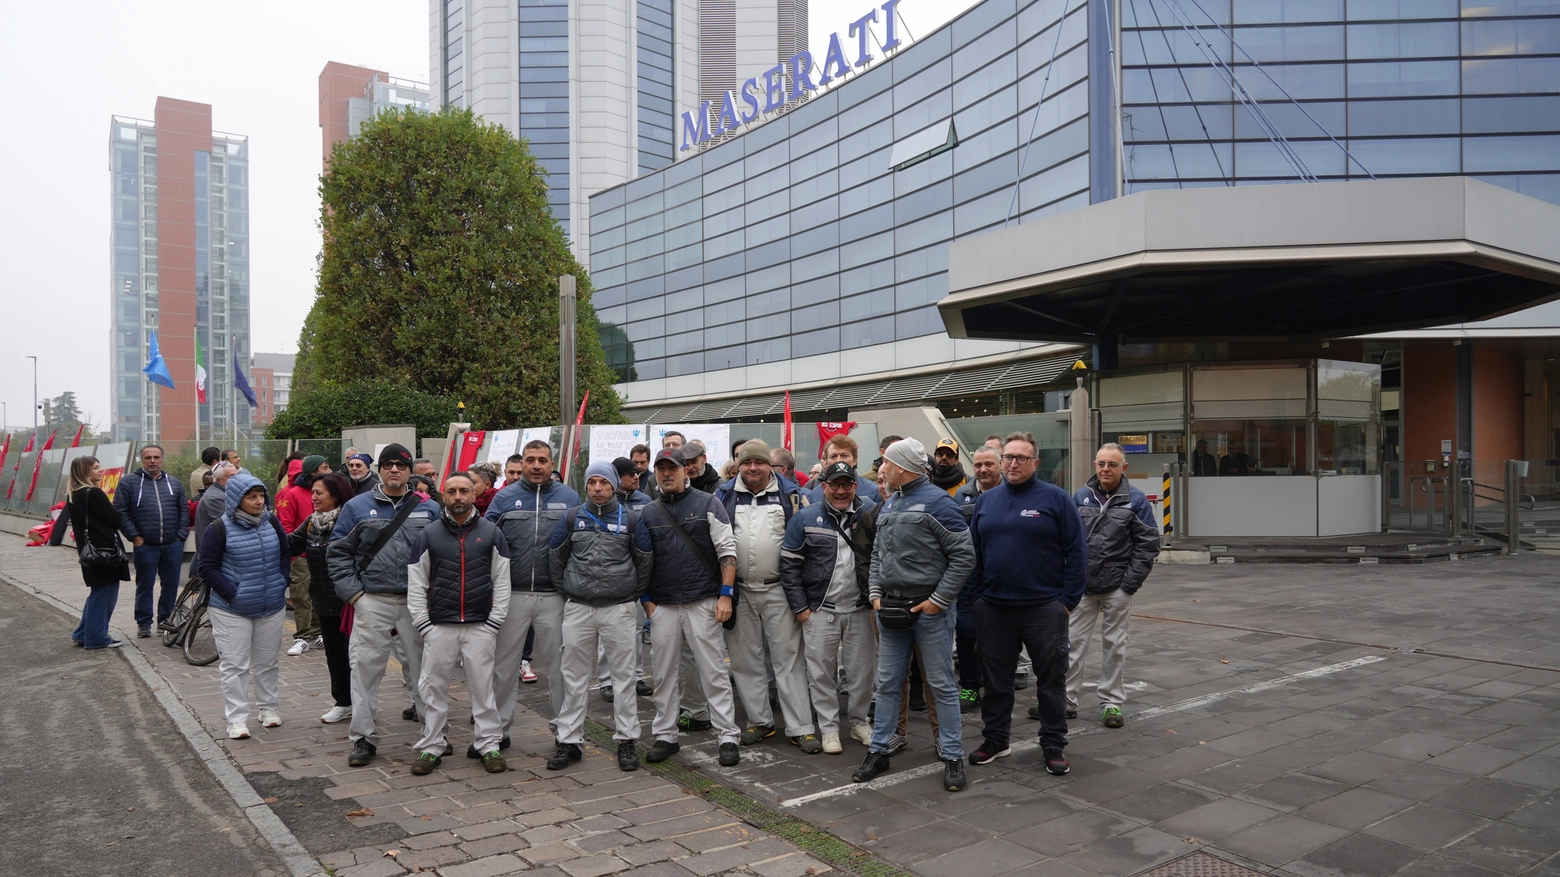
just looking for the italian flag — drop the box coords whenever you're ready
[195,336,208,404]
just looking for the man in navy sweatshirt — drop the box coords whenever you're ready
[967,431,1086,777]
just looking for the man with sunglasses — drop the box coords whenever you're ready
[1066,443,1159,730]
[966,432,1085,778]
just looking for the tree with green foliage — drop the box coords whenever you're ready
[294,107,623,428]
[265,378,459,442]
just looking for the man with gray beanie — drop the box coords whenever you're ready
[713,440,817,751]
[548,461,654,772]
[854,437,976,792]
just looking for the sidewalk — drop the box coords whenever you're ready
[1,536,841,877]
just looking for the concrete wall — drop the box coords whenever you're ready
[1474,344,1526,488]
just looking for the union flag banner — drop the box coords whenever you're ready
[817,421,857,457]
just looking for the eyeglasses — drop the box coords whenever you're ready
[1094,461,1123,470]
[382,461,411,471]
[1000,455,1036,464]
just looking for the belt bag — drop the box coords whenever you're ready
[876,597,917,630]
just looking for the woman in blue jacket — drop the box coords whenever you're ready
[198,472,292,740]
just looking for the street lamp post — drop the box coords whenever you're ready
[26,355,38,433]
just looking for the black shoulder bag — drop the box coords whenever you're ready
[76,491,129,568]
[650,498,738,630]
[358,496,422,575]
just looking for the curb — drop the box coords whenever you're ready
[0,570,327,877]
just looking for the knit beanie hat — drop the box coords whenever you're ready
[883,438,929,475]
[737,438,772,466]
[301,455,328,477]
[585,461,619,485]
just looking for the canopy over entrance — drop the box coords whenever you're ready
[941,178,1560,345]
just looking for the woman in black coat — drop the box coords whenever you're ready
[50,455,132,649]
[287,472,355,723]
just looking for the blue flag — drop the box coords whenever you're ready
[233,352,258,408]
[143,331,175,389]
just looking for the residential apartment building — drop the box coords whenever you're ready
[319,62,433,169]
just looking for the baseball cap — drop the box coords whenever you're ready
[822,461,858,483]
[653,447,687,468]
[935,438,961,454]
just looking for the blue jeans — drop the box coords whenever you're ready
[73,583,121,649]
[132,542,182,628]
[871,607,964,760]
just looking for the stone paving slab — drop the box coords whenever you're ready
[9,533,1560,877]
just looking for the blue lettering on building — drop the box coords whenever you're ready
[679,0,900,152]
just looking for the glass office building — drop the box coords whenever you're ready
[588,0,1560,420]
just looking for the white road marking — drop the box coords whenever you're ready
[777,654,1389,808]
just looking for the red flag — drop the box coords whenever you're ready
[817,421,857,457]
[564,391,590,481]
[69,424,84,448]
[24,429,59,502]
[783,391,793,452]
[6,433,36,500]
[0,434,10,481]
[454,430,486,479]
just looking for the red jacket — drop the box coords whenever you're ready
[274,459,313,557]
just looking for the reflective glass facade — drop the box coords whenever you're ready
[639,0,678,173]
[1121,0,1560,201]
[590,0,1092,381]
[520,0,574,234]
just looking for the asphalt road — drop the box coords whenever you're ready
[0,580,290,877]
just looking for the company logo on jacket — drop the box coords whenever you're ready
[1020,509,1040,517]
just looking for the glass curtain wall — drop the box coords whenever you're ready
[589,0,1093,381]
[1121,0,1560,203]
[521,0,573,236]
[638,0,677,173]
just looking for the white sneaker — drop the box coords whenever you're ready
[260,710,282,728]
[287,639,310,656]
[320,705,353,724]
[821,731,843,754]
[520,660,538,684]
[850,723,873,746]
[228,723,250,739]
[312,635,324,648]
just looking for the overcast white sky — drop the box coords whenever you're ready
[0,0,972,433]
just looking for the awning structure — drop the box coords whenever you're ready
[941,177,1560,345]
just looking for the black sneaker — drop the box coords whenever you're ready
[410,751,441,775]
[944,758,968,791]
[617,740,640,772]
[852,751,891,782]
[793,734,824,754]
[402,706,419,722]
[969,740,1011,765]
[137,626,152,639]
[740,723,776,745]
[718,742,740,767]
[1014,673,1030,691]
[1066,709,1078,719]
[636,679,653,697]
[1043,748,1070,776]
[466,736,511,759]
[348,739,376,767]
[677,713,712,732]
[959,688,982,714]
[909,687,927,712]
[1026,704,1041,720]
[546,743,582,771]
[601,683,615,703]
[157,618,178,633]
[646,740,680,762]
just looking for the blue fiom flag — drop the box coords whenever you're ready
[233,352,258,409]
[143,331,176,389]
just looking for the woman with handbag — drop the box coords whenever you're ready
[198,471,292,740]
[288,472,355,724]
[50,455,132,649]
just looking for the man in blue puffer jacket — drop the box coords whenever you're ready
[197,472,291,741]
[115,444,189,638]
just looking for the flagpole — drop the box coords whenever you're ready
[194,327,201,447]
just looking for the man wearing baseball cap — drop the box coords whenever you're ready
[326,443,443,768]
[641,446,742,767]
[929,438,968,495]
[781,461,879,754]
[613,457,651,511]
[344,452,380,497]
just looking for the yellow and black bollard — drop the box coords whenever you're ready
[1162,466,1173,537]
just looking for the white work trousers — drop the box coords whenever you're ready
[725,586,815,736]
[416,623,501,755]
[558,601,642,744]
[348,594,427,746]
[1066,589,1134,710]
[209,606,285,728]
[803,607,875,735]
[649,598,739,744]
[495,591,564,736]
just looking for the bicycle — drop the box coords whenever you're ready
[163,573,219,666]
[162,573,207,648]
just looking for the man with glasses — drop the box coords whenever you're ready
[327,443,443,768]
[966,432,1085,778]
[1066,443,1159,729]
[344,452,381,497]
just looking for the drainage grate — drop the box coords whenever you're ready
[1135,852,1269,877]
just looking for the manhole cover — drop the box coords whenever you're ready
[1135,852,1268,876]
